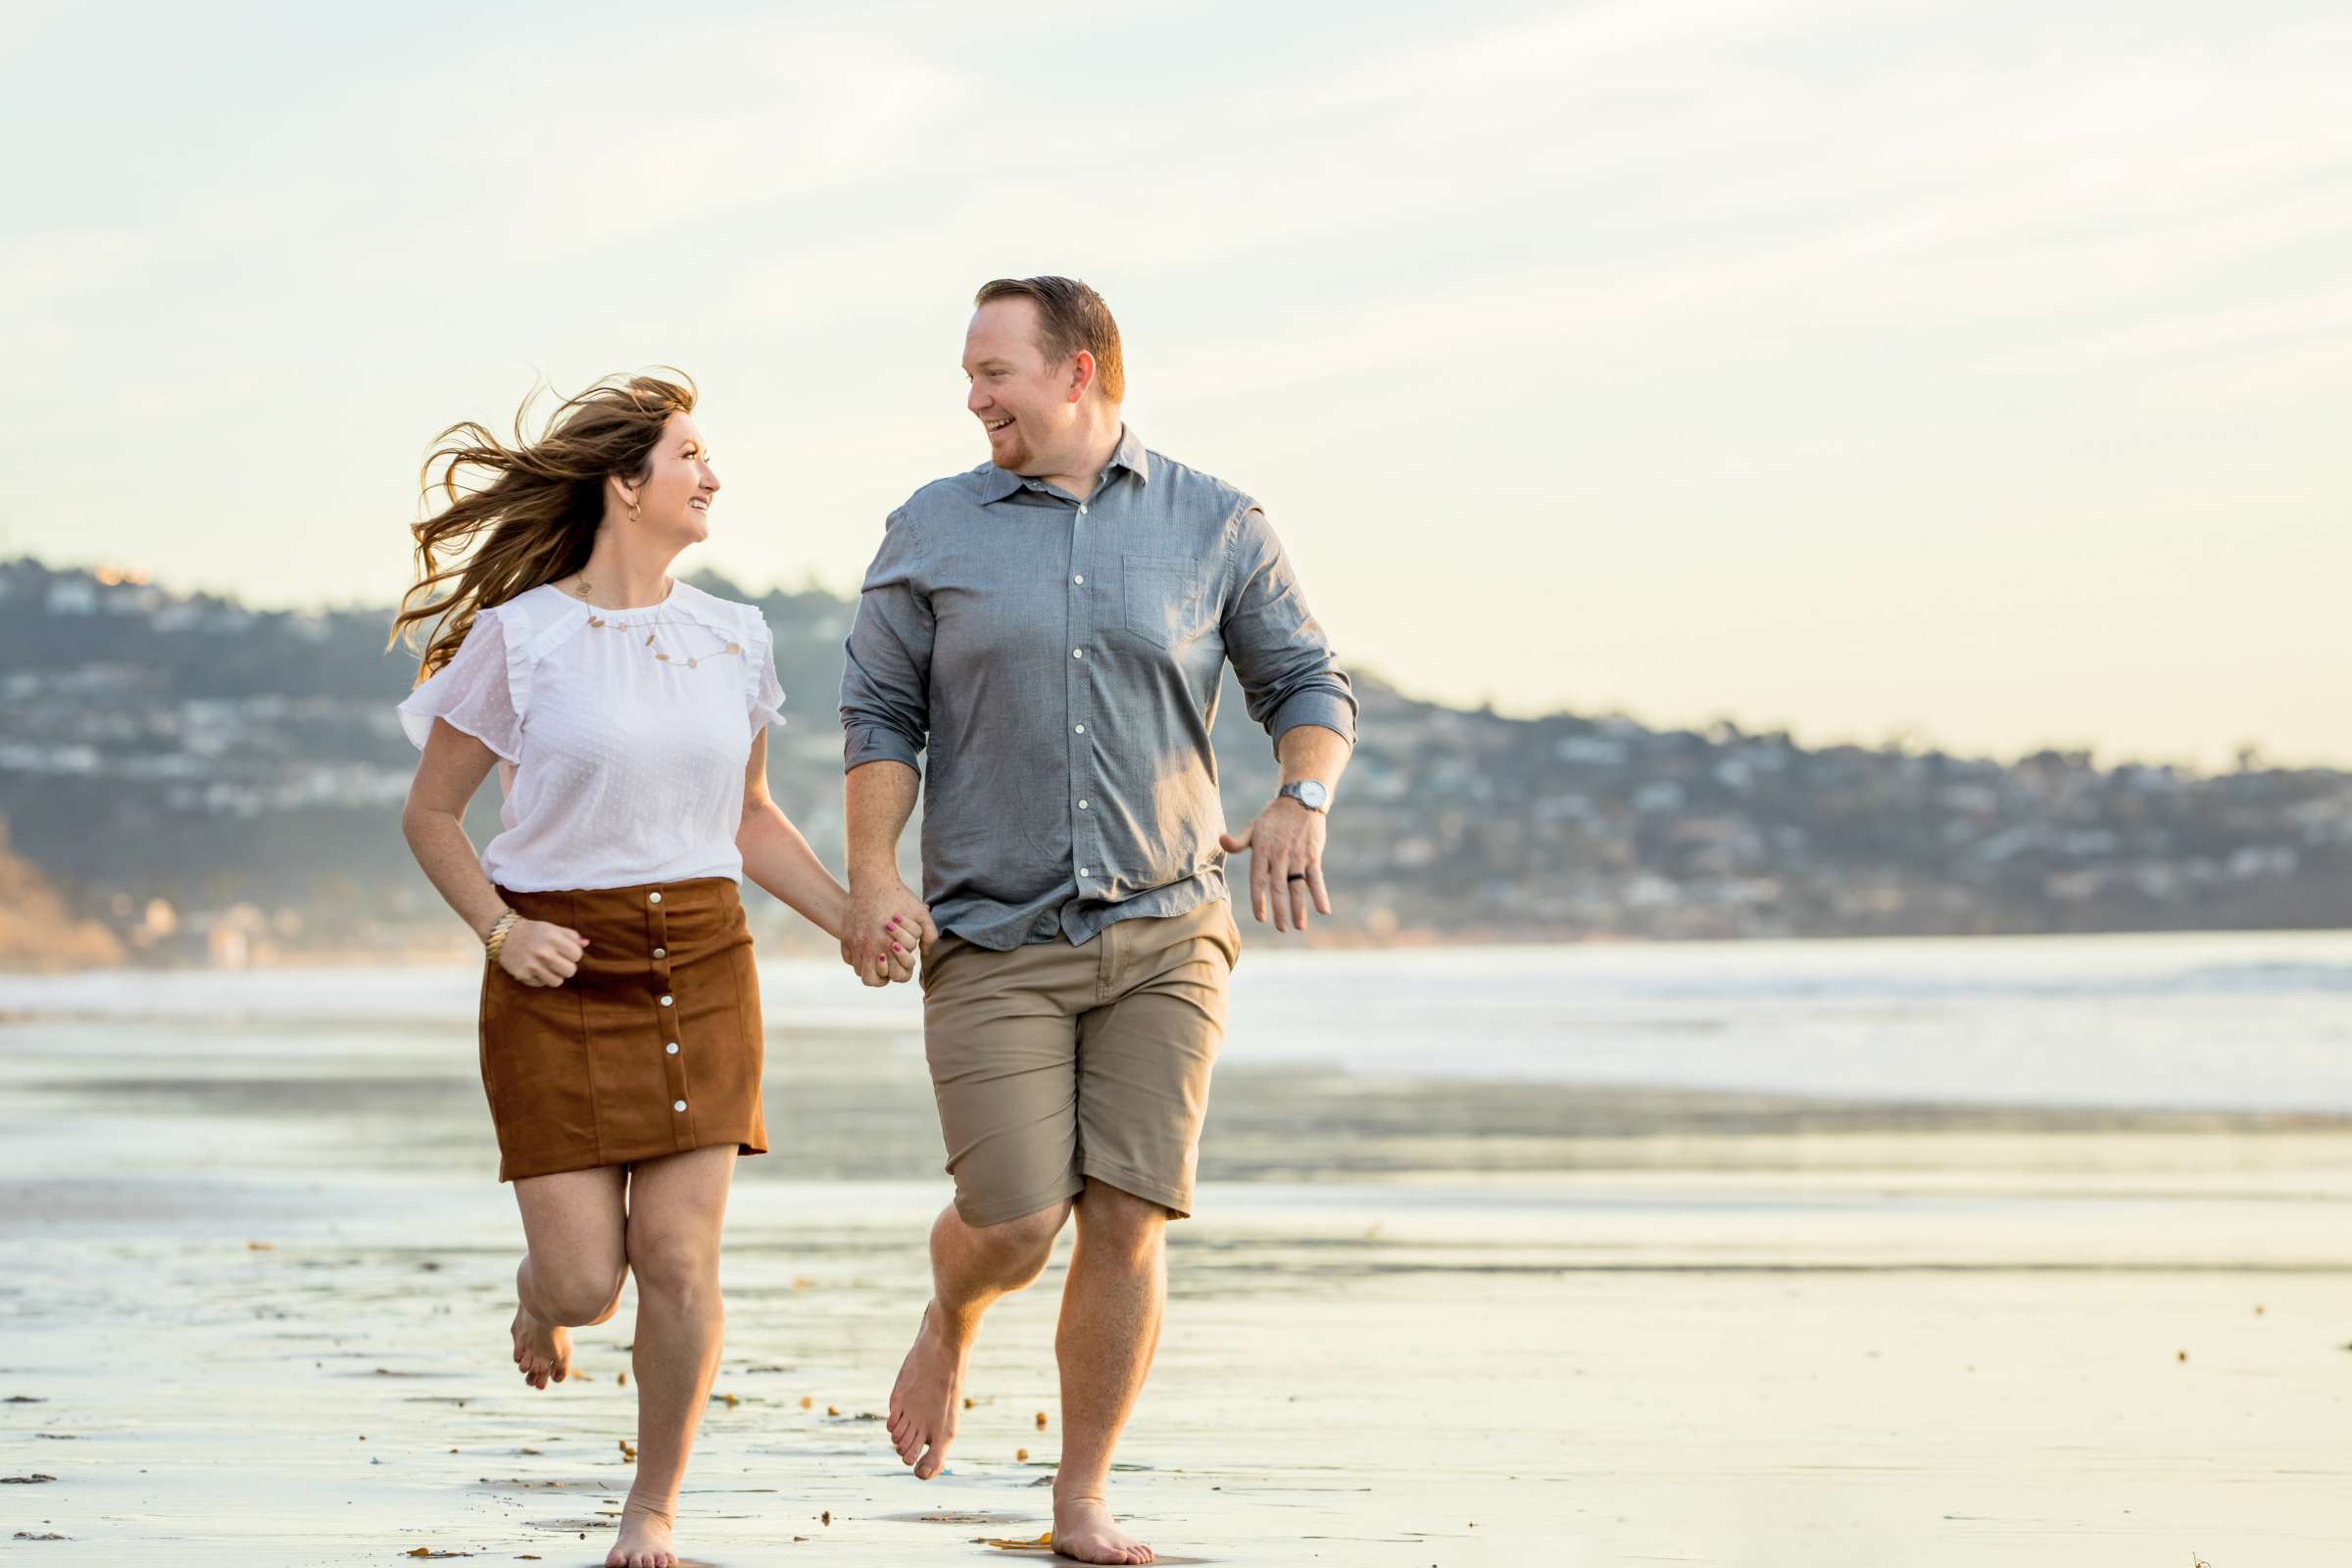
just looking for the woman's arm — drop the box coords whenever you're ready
[399,721,584,982]
[401,718,516,941]
[739,727,851,942]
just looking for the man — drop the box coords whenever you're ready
[837,275,1355,1566]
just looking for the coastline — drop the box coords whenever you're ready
[14,917,2352,974]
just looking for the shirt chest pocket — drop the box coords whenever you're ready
[1121,555,1211,651]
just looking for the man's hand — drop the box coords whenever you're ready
[1218,797,1332,932]
[842,875,939,987]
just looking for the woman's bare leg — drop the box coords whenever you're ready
[510,1165,630,1389]
[606,1144,737,1568]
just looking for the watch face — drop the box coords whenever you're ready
[1296,780,1329,808]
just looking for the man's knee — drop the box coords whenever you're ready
[1075,1178,1168,1255]
[957,1200,1070,1283]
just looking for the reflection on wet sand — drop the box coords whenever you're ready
[5,1003,2352,1564]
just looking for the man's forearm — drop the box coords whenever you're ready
[1277,723,1352,800]
[845,759,920,887]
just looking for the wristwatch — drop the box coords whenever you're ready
[1278,779,1330,812]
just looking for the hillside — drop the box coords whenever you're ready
[3,556,2348,964]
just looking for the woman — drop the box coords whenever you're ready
[391,372,918,1568]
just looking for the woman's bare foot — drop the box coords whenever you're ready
[886,1300,970,1479]
[1053,1494,1153,1564]
[604,1500,676,1568]
[510,1303,570,1390]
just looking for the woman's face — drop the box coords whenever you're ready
[619,412,719,541]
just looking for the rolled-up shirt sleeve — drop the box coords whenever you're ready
[839,507,934,774]
[1221,505,1356,758]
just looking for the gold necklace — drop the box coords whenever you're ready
[567,573,742,670]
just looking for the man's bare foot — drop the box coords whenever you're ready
[510,1303,570,1390]
[605,1500,675,1568]
[886,1300,970,1479]
[1053,1494,1153,1565]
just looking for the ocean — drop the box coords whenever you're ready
[7,928,2350,1112]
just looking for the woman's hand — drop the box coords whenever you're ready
[842,877,936,988]
[497,918,590,986]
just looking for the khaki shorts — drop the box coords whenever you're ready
[917,898,1242,1227]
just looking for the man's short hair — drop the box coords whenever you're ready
[973,275,1125,403]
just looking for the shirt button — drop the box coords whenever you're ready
[1080,866,1091,876]
[1078,504,1089,514]
[652,947,666,958]
[1072,648,1084,659]
[1073,573,1084,584]
[672,1099,687,1112]
[1078,799,1089,809]
[648,891,662,905]
[665,1042,679,1055]
[659,994,673,1006]
[1073,724,1085,733]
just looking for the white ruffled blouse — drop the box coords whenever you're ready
[396,579,788,893]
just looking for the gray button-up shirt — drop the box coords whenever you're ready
[839,426,1357,951]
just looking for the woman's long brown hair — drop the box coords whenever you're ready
[390,370,698,682]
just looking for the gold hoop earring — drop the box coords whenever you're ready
[626,494,641,523]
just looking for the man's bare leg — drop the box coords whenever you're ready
[510,1165,629,1389]
[1052,1179,1166,1566]
[888,1197,1073,1479]
[606,1145,737,1568]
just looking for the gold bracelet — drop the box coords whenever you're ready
[484,909,519,963]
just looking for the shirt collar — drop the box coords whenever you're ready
[978,424,1151,504]
[1106,423,1151,486]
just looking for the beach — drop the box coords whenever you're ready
[6,941,2352,1565]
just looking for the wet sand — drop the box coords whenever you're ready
[5,1002,2352,1564]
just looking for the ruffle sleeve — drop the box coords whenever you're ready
[747,614,787,738]
[396,604,528,762]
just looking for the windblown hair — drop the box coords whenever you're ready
[974,275,1125,403]
[390,371,697,682]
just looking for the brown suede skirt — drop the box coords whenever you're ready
[478,875,768,1182]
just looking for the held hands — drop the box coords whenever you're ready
[842,877,940,988]
[1219,796,1333,932]
[497,919,590,987]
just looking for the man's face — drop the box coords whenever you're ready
[962,298,1081,474]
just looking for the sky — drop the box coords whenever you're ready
[5,0,2348,771]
